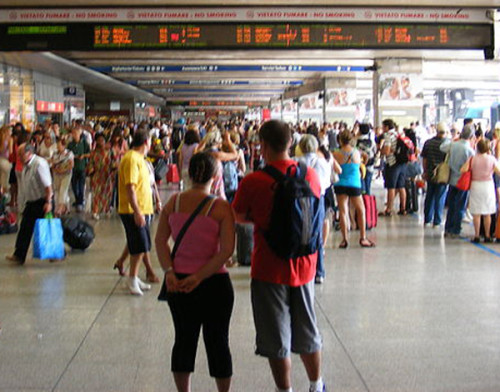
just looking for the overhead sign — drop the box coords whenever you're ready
[36,100,64,113]
[94,65,367,73]
[128,79,304,86]
[150,88,284,93]
[0,8,490,24]
[0,21,491,51]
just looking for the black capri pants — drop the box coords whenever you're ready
[166,273,234,378]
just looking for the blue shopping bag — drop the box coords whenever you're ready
[33,213,65,260]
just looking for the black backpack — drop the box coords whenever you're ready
[171,126,184,150]
[395,135,415,164]
[262,162,324,260]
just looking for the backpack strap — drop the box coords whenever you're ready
[262,164,285,182]
[263,162,307,182]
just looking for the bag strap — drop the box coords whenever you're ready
[171,195,213,259]
[263,162,307,182]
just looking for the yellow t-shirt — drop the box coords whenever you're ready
[118,150,153,215]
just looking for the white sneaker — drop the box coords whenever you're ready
[137,278,151,291]
[127,277,143,296]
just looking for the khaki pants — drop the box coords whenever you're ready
[0,157,11,192]
[53,173,72,211]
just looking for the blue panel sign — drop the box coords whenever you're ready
[126,79,304,86]
[92,65,366,73]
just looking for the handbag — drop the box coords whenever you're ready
[33,213,65,260]
[432,154,450,184]
[158,195,214,301]
[456,157,473,191]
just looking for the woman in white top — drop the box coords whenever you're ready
[38,133,57,160]
[179,129,200,189]
[296,134,341,283]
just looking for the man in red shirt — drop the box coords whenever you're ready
[233,120,325,392]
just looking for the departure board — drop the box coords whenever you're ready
[0,22,493,51]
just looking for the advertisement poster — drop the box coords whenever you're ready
[325,89,356,107]
[270,100,282,119]
[282,99,298,122]
[379,74,423,102]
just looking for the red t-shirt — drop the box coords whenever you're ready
[232,159,321,287]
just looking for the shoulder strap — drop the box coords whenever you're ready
[171,195,213,259]
[174,193,180,212]
[296,161,307,180]
[205,197,218,216]
[262,164,285,182]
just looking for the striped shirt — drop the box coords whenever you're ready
[384,129,398,166]
[421,136,446,180]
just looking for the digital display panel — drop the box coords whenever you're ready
[0,22,492,51]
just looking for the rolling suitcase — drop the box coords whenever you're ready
[363,194,378,230]
[61,216,95,250]
[166,164,180,183]
[236,222,253,266]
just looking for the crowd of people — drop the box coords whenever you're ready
[3,113,500,392]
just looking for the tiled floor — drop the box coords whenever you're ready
[1,185,500,391]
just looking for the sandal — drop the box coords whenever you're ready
[146,274,161,283]
[360,238,376,248]
[378,210,393,217]
[113,262,126,277]
[471,237,481,244]
[397,210,408,216]
[339,240,348,249]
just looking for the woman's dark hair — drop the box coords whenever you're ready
[318,145,331,161]
[55,136,67,146]
[188,152,218,184]
[184,130,201,145]
[477,139,490,154]
[95,132,106,141]
[110,128,123,145]
[359,123,370,135]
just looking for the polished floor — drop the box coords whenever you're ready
[1,184,500,392]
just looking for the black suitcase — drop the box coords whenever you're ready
[236,223,253,266]
[405,179,418,213]
[61,217,95,250]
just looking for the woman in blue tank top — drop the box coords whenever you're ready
[333,130,376,249]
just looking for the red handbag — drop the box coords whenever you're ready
[456,157,472,191]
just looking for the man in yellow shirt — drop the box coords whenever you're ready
[118,129,154,295]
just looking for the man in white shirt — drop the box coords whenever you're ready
[6,143,53,264]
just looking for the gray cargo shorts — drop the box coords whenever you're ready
[251,278,322,358]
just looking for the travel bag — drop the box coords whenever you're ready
[363,194,378,230]
[236,222,253,266]
[61,216,95,250]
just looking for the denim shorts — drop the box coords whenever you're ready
[384,163,407,189]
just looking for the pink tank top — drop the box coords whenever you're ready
[168,194,228,275]
[471,154,496,182]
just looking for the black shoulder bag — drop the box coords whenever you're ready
[158,195,214,301]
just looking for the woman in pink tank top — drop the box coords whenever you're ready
[155,152,235,392]
[462,139,500,243]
